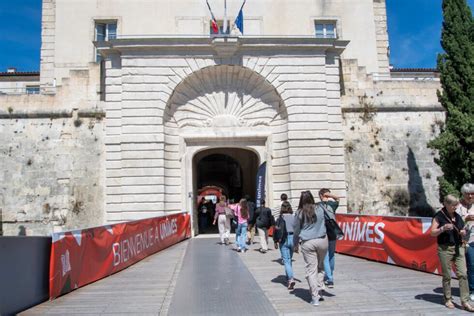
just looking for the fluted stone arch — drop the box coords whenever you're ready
[163,65,291,212]
[165,65,288,128]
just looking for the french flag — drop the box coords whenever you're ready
[206,0,219,34]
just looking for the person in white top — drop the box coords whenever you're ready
[456,183,474,301]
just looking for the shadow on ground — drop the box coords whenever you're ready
[414,287,461,306]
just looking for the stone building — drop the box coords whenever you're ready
[0,0,443,236]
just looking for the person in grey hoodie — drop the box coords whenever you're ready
[293,190,328,306]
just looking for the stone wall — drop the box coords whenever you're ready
[341,60,444,216]
[0,115,104,236]
[343,110,444,216]
[0,65,105,236]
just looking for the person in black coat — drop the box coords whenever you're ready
[255,200,275,253]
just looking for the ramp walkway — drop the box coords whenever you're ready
[168,238,275,315]
[23,235,471,315]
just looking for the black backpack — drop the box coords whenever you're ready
[256,207,274,228]
[273,215,288,244]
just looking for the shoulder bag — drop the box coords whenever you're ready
[321,204,344,241]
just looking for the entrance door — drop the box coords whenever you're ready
[193,148,259,234]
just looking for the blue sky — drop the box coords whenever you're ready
[387,0,474,69]
[0,0,472,72]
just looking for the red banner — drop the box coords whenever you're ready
[335,214,442,275]
[49,212,191,299]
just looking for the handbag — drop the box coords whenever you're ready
[273,215,288,244]
[322,204,344,241]
[439,208,466,247]
[225,207,234,218]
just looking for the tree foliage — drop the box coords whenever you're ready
[429,0,474,198]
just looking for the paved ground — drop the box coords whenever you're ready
[168,238,275,315]
[24,235,472,315]
[22,241,188,315]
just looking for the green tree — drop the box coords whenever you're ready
[429,0,474,198]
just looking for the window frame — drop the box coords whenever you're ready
[314,20,338,39]
[94,19,118,62]
[26,85,40,95]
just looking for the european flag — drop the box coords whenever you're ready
[235,8,243,34]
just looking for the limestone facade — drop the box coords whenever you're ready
[0,0,444,236]
[99,38,347,231]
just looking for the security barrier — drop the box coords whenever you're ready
[335,214,441,274]
[49,212,191,299]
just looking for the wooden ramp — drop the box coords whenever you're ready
[23,235,471,315]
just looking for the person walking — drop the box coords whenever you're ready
[319,188,340,288]
[456,183,474,300]
[431,195,474,311]
[198,197,209,234]
[255,199,275,253]
[213,195,231,245]
[272,193,289,220]
[229,198,250,252]
[294,190,328,306]
[273,201,296,289]
[245,195,257,245]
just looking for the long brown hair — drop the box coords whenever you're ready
[297,191,316,224]
[240,199,249,218]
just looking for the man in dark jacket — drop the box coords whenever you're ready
[255,200,275,253]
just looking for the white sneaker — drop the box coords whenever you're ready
[470,293,474,301]
[310,299,320,306]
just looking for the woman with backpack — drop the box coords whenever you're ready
[293,190,328,306]
[273,201,296,289]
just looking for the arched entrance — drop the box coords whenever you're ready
[163,64,291,235]
[193,148,259,234]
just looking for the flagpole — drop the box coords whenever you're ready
[206,0,219,34]
[239,0,246,12]
[223,0,227,34]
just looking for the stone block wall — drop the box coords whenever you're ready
[103,48,348,223]
[343,110,444,216]
[341,59,444,216]
[0,66,105,236]
[0,115,104,236]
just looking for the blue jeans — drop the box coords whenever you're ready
[236,223,248,250]
[279,234,294,280]
[466,244,474,293]
[324,240,336,282]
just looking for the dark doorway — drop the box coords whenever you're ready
[193,148,259,234]
[197,154,243,201]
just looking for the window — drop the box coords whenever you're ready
[95,21,117,62]
[26,85,40,95]
[209,20,230,35]
[315,22,337,39]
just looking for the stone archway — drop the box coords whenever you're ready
[193,147,260,234]
[163,65,290,231]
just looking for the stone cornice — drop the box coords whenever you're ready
[341,105,445,113]
[95,36,349,58]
